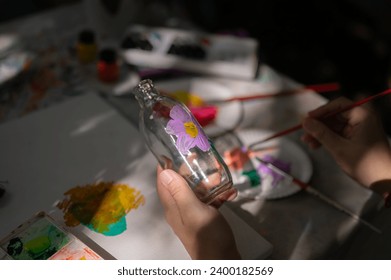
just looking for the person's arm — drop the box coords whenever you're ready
[156,166,241,259]
[301,97,391,200]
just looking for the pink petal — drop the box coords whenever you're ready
[177,134,196,154]
[195,133,210,152]
[166,119,185,135]
[170,105,191,122]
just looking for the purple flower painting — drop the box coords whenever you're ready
[166,105,210,154]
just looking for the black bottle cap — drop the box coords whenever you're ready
[78,30,95,44]
[99,48,117,63]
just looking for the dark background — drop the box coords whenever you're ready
[2,0,391,132]
[178,0,391,95]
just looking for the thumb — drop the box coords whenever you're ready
[302,117,344,151]
[157,168,203,217]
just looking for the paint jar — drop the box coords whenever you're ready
[97,48,119,83]
[133,79,234,204]
[76,30,97,64]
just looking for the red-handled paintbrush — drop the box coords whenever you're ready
[249,88,391,149]
[221,82,340,102]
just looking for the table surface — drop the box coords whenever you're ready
[0,2,388,260]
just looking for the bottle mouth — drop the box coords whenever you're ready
[133,79,160,104]
[137,79,154,99]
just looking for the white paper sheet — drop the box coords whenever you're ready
[0,92,272,259]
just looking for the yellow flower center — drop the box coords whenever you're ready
[184,122,198,138]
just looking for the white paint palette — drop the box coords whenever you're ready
[214,129,313,200]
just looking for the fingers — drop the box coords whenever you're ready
[157,165,235,206]
[302,97,360,149]
[302,117,345,153]
[301,133,321,149]
[344,104,371,127]
[157,167,201,216]
[308,97,353,119]
[156,166,215,231]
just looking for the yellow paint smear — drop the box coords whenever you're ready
[57,182,145,233]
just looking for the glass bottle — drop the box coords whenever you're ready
[133,79,234,204]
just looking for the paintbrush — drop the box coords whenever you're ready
[255,157,382,234]
[249,88,391,148]
[159,82,339,105]
[209,82,340,103]
[159,83,339,127]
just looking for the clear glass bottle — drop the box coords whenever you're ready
[133,79,234,204]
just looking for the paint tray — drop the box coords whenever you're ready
[0,211,103,260]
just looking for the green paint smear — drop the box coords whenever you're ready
[242,169,261,187]
[86,216,127,236]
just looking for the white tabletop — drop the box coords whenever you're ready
[0,3,386,259]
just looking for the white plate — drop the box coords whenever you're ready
[155,77,243,136]
[214,128,313,200]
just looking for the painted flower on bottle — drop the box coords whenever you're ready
[166,105,210,154]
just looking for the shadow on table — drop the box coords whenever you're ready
[224,114,386,259]
[331,192,391,260]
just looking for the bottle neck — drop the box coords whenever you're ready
[133,79,159,108]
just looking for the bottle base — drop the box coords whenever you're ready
[201,183,236,205]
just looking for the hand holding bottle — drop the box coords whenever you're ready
[156,166,240,259]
